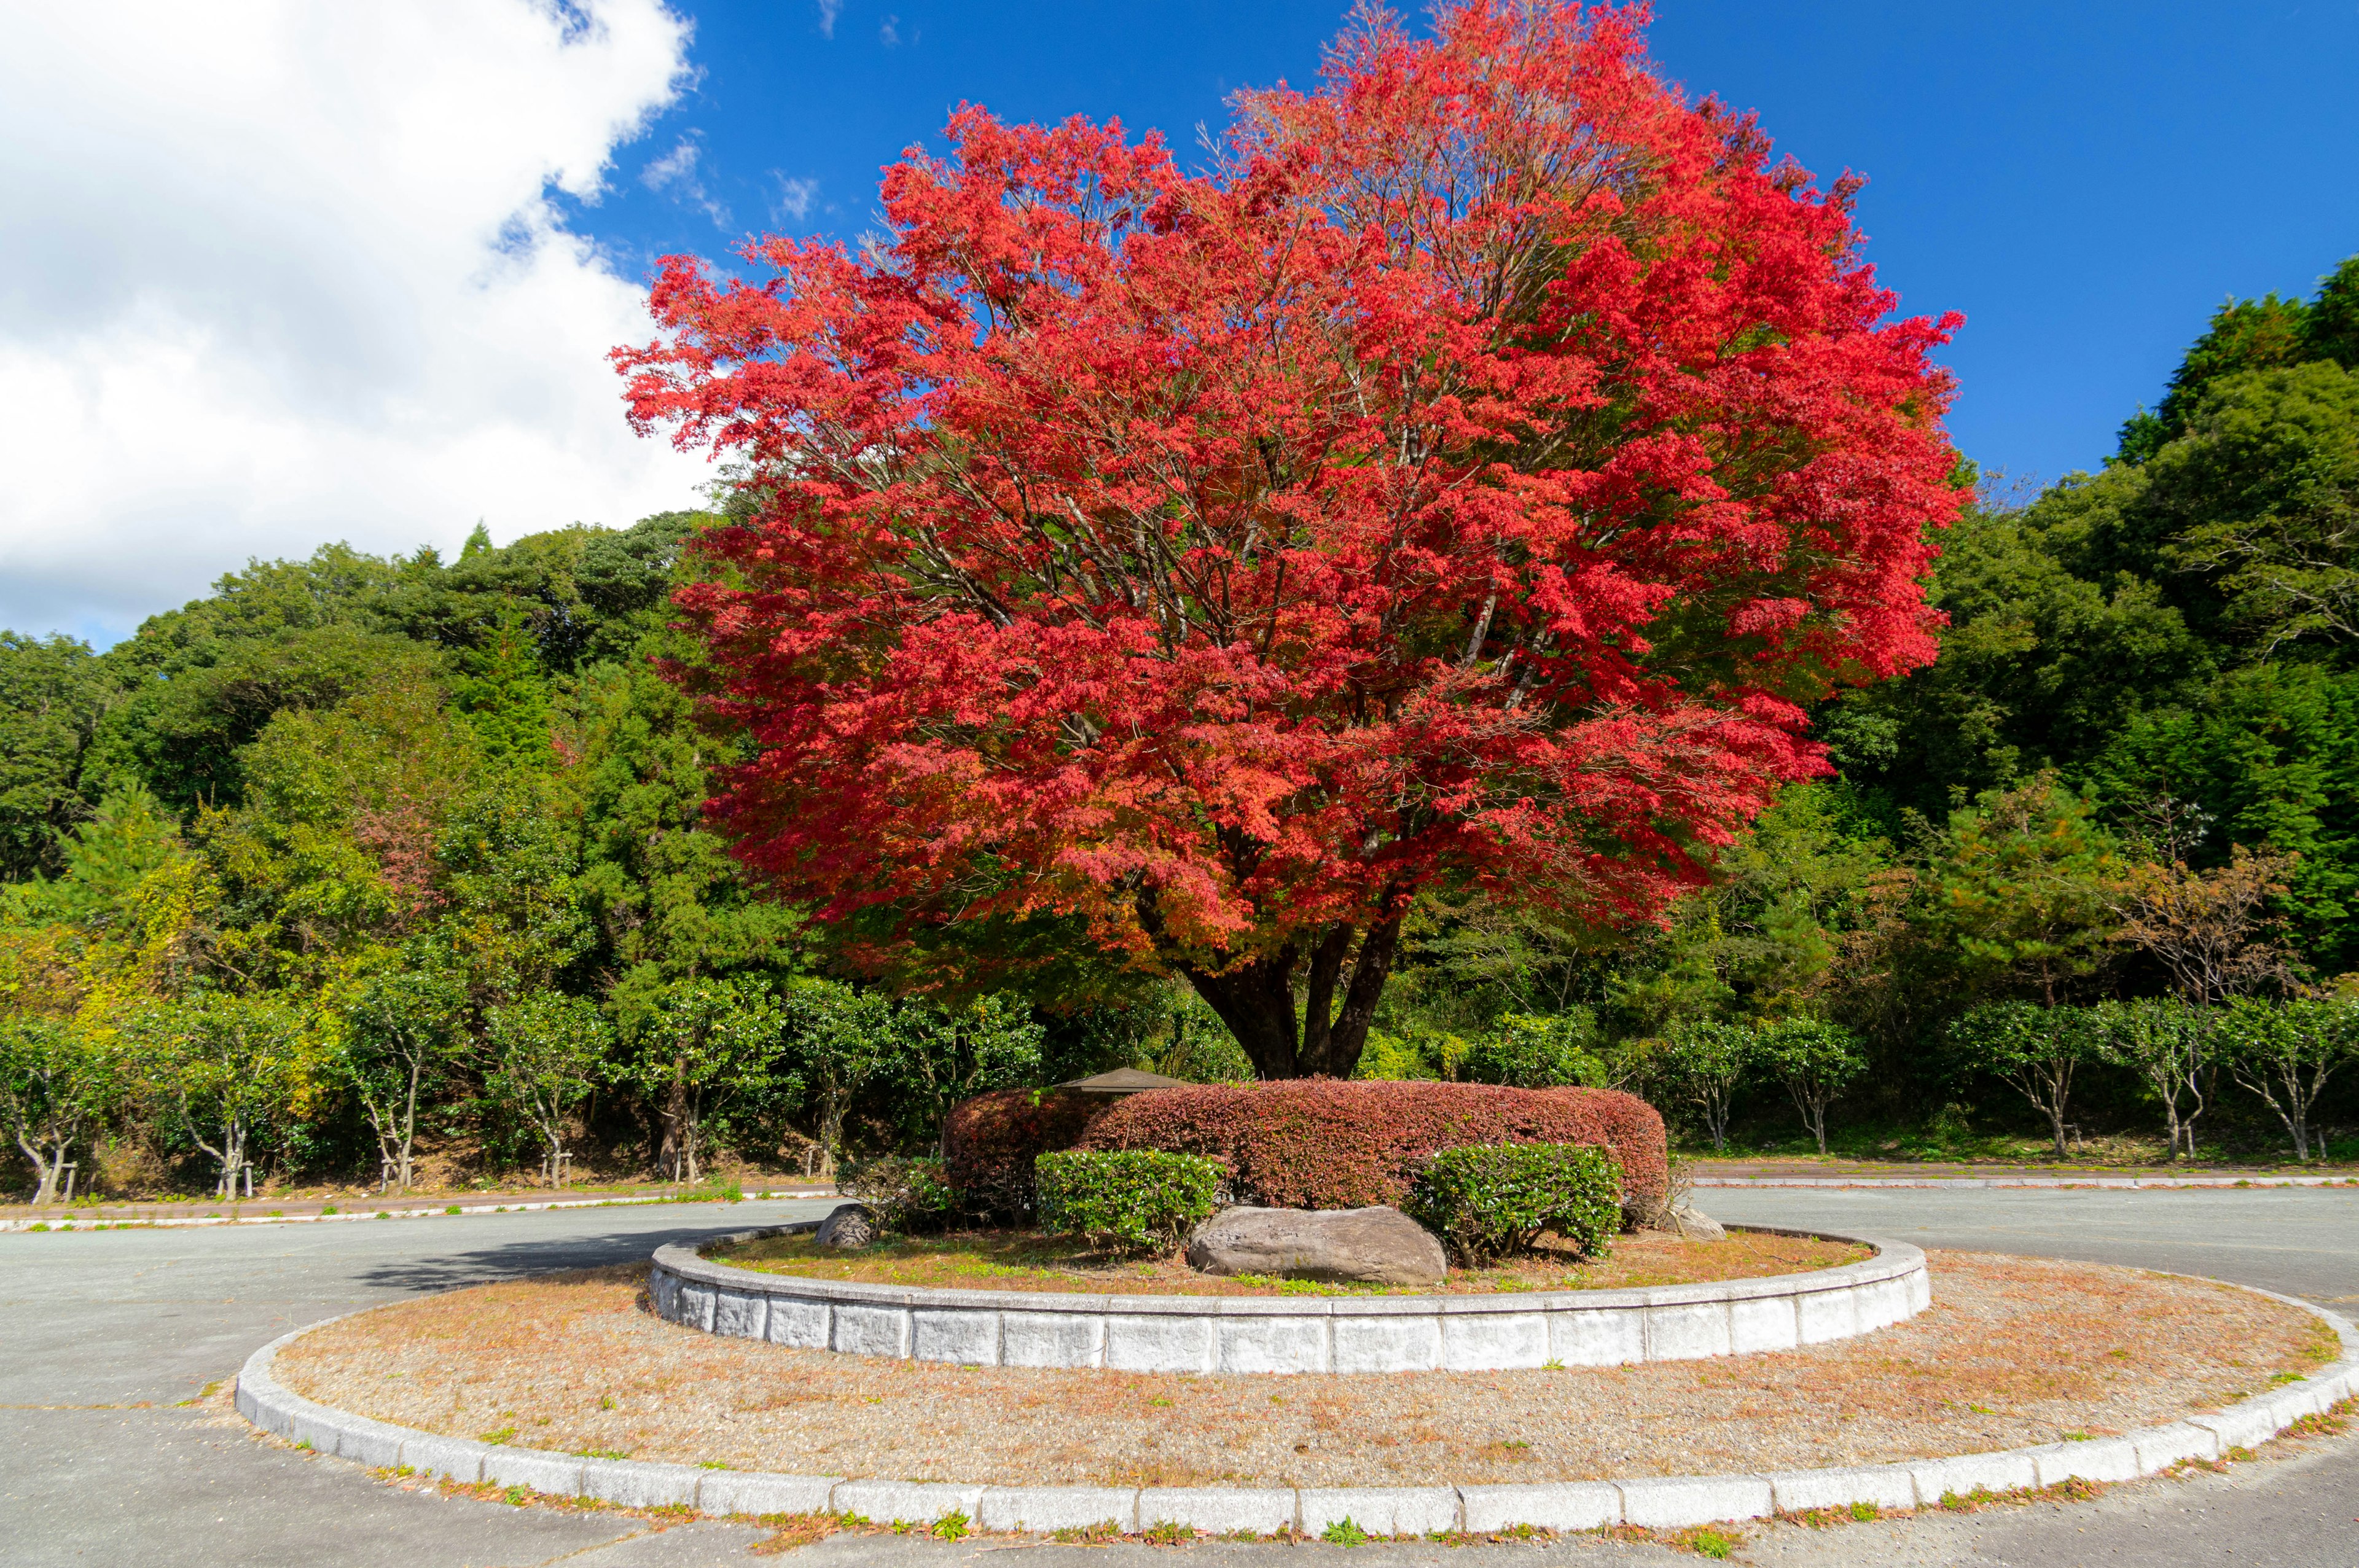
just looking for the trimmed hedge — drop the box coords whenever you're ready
[942,1087,1105,1219]
[1075,1080,1668,1220]
[1035,1149,1224,1253]
[1409,1142,1622,1264]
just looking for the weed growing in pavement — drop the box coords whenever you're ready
[1784,1501,1897,1529]
[698,1460,731,1470]
[1141,1519,1194,1545]
[1672,1526,1737,1558]
[574,1448,630,1460]
[1049,1521,1123,1543]
[929,1510,971,1540]
[479,1426,517,1445]
[1321,1517,1371,1546]
[445,1206,461,1215]
[744,1511,841,1554]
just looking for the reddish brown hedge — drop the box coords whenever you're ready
[942,1087,1105,1217]
[1074,1080,1668,1219]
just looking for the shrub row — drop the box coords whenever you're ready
[1035,1149,1224,1251]
[941,1086,1104,1219]
[1074,1079,1668,1222]
[1407,1142,1622,1265]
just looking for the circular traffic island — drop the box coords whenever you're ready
[258,1245,2345,1506]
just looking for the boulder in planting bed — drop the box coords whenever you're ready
[1187,1204,1446,1286]
[815,1202,880,1250]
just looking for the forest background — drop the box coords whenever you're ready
[5,253,2358,1201]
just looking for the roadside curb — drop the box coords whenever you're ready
[1694,1175,2359,1190]
[233,1262,2359,1537]
[0,1190,833,1235]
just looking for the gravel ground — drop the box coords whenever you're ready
[710,1228,1867,1296]
[276,1249,2331,1489]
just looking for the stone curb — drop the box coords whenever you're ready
[233,1264,2359,1537]
[0,1190,832,1235]
[1694,1175,2359,1190]
[648,1223,1931,1374]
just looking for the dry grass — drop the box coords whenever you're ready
[275,1251,2329,1489]
[710,1228,1868,1297]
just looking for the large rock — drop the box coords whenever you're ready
[814,1202,880,1250]
[1669,1203,1726,1242]
[1187,1205,1446,1286]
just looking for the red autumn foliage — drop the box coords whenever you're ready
[1074,1080,1669,1218]
[941,1086,1105,1217]
[615,1,1962,1078]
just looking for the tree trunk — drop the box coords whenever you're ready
[1181,913,1405,1081]
[19,1129,60,1206]
[659,1069,692,1182]
[396,1053,423,1194]
[1307,915,1402,1079]
[818,1080,845,1178]
[1180,950,1302,1078]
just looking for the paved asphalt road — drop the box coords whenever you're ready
[4,1188,2357,1567]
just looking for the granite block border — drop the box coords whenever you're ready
[647,1222,1929,1374]
[235,1263,2359,1538]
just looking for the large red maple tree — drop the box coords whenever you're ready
[616,1,1962,1080]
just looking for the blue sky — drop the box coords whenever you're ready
[573,0,2359,493]
[4,1,2354,644]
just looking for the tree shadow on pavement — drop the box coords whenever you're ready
[346,1216,775,1295]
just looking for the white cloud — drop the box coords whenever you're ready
[0,0,712,642]
[816,0,843,39]
[771,174,821,223]
[880,14,901,47]
[642,132,732,226]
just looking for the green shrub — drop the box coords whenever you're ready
[1407,1142,1621,1264]
[1034,1149,1223,1253]
[840,1155,957,1232]
[1461,1011,1606,1088]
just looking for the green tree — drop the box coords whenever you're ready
[0,633,116,880]
[1460,1010,1604,1088]
[201,669,480,990]
[775,978,897,1174]
[2160,362,2359,658]
[2216,997,2357,1161]
[1658,1018,1754,1153]
[1752,1016,1866,1156]
[134,991,311,1196]
[483,992,611,1188]
[450,604,552,766]
[2087,997,2212,1161]
[1927,778,2122,1007]
[1947,1001,2101,1159]
[883,993,1046,1149]
[0,1018,119,1204]
[616,977,785,1183]
[335,950,466,1192]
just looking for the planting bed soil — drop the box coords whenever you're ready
[276,1250,2336,1489]
[705,1227,1868,1297]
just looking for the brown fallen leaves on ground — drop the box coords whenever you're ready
[276,1250,2333,1489]
[711,1228,1867,1297]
